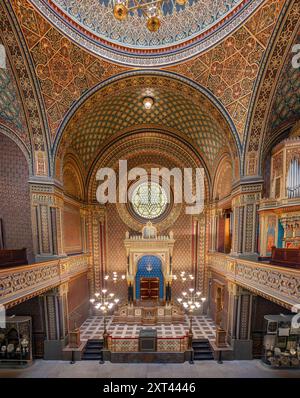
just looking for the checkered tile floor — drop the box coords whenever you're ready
[80,315,216,341]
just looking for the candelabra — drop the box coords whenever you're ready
[104,271,126,283]
[90,289,119,351]
[177,288,206,356]
[113,0,188,32]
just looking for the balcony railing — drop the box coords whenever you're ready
[0,254,90,308]
[208,252,300,310]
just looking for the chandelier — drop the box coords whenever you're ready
[113,0,188,32]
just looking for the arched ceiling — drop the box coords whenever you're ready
[0,0,50,176]
[245,0,300,176]
[0,59,24,133]
[268,29,300,136]
[28,0,265,66]
[1,0,293,180]
[168,0,284,141]
[86,131,210,203]
[57,75,238,174]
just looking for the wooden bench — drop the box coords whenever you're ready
[0,248,28,269]
[270,246,300,269]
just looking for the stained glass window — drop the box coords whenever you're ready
[131,182,168,220]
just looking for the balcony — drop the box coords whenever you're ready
[208,252,300,310]
[0,254,90,308]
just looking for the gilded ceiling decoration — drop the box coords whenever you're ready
[86,132,209,227]
[1,1,50,175]
[0,58,24,135]
[245,0,300,175]
[9,0,285,153]
[28,0,265,66]
[269,30,300,133]
[1,0,295,181]
[11,0,128,139]
[57,75,237,171]
[167,0,284,141]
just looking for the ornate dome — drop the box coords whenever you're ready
[30,0,264,66]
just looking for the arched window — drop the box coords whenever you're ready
[287,158,300,198]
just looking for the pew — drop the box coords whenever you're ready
[270,246,300,269]
[0,248,28,269]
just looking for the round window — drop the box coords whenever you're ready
[130,182,168,221]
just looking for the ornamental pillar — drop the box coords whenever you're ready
[30,181,66,261]
[192,212,207,296]
[87,205,106,294]
[230,182,262,259]
[80,206,88,254]
[42,284,69,359]
[229,285,254,359]
[209,204,218,252]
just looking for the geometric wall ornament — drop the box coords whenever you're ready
[168,0,285,142]
[1,1,50,176]
[55,73,240,179]
[11,0,128,140]
[245,0,300,176]
[28,0,266,67]
[268,30,300,135]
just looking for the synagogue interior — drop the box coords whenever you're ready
[0,0,300,378]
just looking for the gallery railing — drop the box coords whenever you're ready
[208,252,300,310]
[0,254,90,308]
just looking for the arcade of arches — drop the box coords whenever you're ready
[0,0,300,376]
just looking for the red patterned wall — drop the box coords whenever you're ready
[68,273,89,329]
[63,203,82,254]
[0,134,34,262]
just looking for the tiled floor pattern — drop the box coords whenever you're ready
[79,315,216,341]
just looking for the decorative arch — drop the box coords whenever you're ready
[0,124,32,174]
[1,1,51,176]
[243,0,300,177]
[53,70,241,176]
[63,153,84,201]
[213,154,233,201]
[85,128,211,204]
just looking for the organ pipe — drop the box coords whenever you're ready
[287,158,300,198]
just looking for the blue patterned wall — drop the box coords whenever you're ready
[135,255,164,299]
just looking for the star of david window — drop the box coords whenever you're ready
[130,182,168,221]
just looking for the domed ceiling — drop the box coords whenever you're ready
[30,0,265,66]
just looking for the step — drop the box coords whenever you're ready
[84,349,102,355]
[192,343,211,348]
[86,340,103,345]
[85,344,103,349]
[194,354,214,361]
[193,349,212,355]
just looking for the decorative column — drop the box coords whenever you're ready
[80,206,88,254]
[193,212,207,296]
[30,181,66,261]
[230,182,262,259]
[87,205,106,294]
[42,284,69,360]
[209,204,218,252]
[229,285,254,359]
[226,282,238,344]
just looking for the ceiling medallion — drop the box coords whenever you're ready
[113,0,187,32]
[143,96,154,109]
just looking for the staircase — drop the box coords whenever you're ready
[192,339,214,361]
[82,339,103,361]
